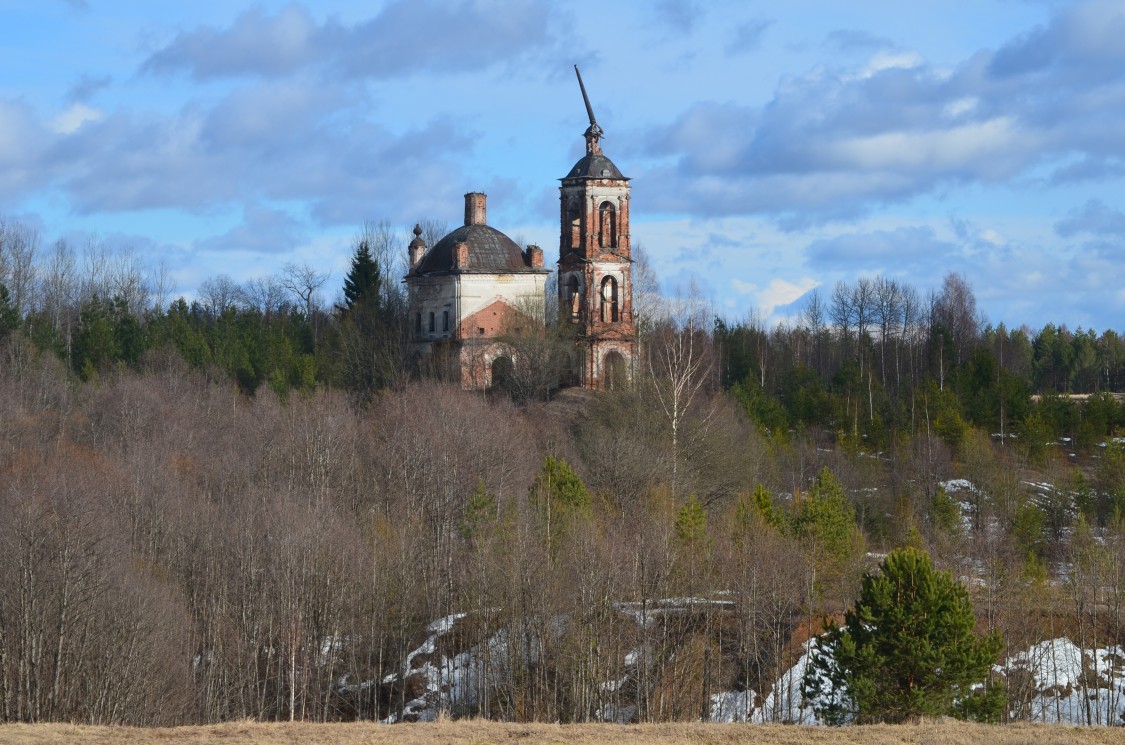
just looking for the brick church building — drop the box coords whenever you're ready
[405,69,636,391]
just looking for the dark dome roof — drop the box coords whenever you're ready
[564,153,627,180]
[415,223,532,274]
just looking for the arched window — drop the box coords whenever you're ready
[600,276,619,323]
[566,275,581,320]
[567,199,582,249]
[599,201,617,248]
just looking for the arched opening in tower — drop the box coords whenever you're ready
[599,201,616,249]
[566,275,581,320]
[600,276,619,323]
[568,200,582,249]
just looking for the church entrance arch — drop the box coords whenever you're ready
[603,351,626,390]
[491,354,513,391]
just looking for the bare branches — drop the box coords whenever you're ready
[631,243,663,341]
[279,262,329,320]
[197,274,245,317]
[934,271,982,365]
[242,275,288,318]
[646,286,716,495]
[0,217,38,317]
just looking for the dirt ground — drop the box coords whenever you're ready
[0,720,1121,745]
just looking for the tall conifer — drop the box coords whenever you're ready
[342,240,381,312]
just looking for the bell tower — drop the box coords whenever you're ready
[558,67,636,390]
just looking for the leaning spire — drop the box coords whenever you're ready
[574,65,603,155]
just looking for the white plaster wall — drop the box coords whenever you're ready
[456,273,547,325]
[407,276,459,342]
[408,271,548,348]
[561,185,630,208]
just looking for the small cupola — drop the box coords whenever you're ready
[408,224,426,272]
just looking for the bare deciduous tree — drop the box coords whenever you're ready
[242,275,288,319]
[631,243,663,343]
[646,286,716,497]
[935,271,982,366]
[0,218,39,317]
[197,274,246,317]
[280,263,329,321]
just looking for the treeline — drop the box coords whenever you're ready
[716,273,1125,453]
[0,219,414,402]
[4,217,1124,442]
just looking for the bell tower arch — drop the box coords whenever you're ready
[558,66,636,389]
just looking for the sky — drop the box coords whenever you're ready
[1,0,1124,331]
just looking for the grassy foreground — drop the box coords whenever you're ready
[0,721,1121,745]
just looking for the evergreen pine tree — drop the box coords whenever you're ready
[675,495,708,546]
[804,547,1004,724]
[342,239,382,312]
[793,467,862,596]
[530,455,590,553]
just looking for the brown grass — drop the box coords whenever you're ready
[0,720,1121,745]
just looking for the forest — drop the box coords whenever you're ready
[2,216,1125,726]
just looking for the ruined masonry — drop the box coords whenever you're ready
[404,68,636,390]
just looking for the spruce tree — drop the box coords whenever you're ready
[804,547,1004,724]
[342,239,381,312]
[0,283,18,337]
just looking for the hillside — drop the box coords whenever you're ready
[3,262,1125,728]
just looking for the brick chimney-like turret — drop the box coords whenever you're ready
[453,241,470,269]
[526,244,543,268]
[464,192,487,226]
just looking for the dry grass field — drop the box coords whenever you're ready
[0,721,1122,745]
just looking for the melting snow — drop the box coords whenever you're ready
[375,606,1125,727]
[1002,638,1125,725]
[709,639,829,724]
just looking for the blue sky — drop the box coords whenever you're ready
[1,0,1124,331]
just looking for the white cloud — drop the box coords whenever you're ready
[979,228,1005,246]
[52,103,103,134]
[943,97,978,119]
[745,276,820,318]
[857,50,923,78]
[830,117,1033,174]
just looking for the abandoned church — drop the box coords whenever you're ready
[404,69,636,391]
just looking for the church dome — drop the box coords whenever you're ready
[564,153,626,180]
[416,223,532,274]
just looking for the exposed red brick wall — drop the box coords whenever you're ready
[457,298,525,340]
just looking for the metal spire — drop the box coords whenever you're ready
[574,65,604,148]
